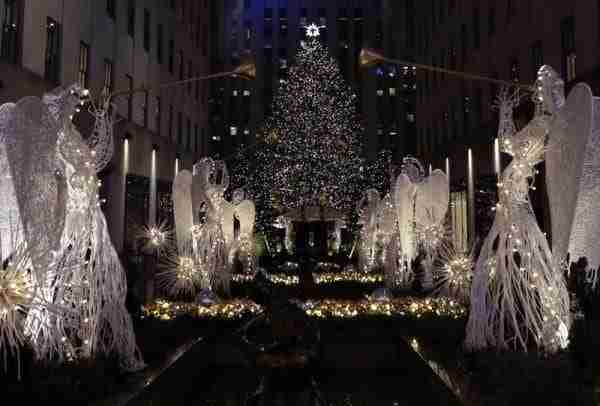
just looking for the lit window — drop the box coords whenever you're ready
[407,113,415,122]
[78,42,89,88]
[230,126,238,136]
[212,135,221,141]
[243,90,251,96]
[389,88,396,96]
[566,52,576,81]
[244,129,250,135]
[376,89,384,96]
[233,90,239,96]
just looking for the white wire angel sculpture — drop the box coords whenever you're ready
[192,158,229,293]
[414,170,450,290]
[0,84,144,373]
[356,189,381,272]
[465,71,570,353]
[229,189,257,275]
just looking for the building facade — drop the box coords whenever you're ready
[211,0,416,162]
[412,1,600,245]
[0,0,212,252]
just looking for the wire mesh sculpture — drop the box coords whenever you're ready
[465,69,570,353]
[0,85,144,374]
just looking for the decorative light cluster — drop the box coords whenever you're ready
[303,297,467,320]
[315,262,341,272]
[229,33,365,230]
[313,271,384,285]
[279,261,299,272]
[265,273,299,285]
[434,246,474,304]
[0,264,32,316]
[138,221,171,256]
[231,273,255,283]
[141,299,263,321]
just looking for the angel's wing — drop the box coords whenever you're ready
[415,169,449,227]
[172,170,194,252]
[545,83,593,265]
[3,96,66,270]
[394,174,417,261]
[235,200,256,237]
[565,91,600,270]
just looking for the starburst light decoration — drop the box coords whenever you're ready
[305,23,322,38]
[433,244,474,304]
[138,220,171,256]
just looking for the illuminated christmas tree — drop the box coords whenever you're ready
[238,24,364,231]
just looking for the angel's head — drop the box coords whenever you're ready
[535,65,565,115]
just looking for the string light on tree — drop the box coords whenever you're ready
[232,23,365,231]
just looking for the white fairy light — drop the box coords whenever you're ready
[466,76,570,354]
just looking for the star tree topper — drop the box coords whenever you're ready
[305,23,322,38]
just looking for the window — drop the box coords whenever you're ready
[278,47,287,69]
[264,7,272,20]
[187,60,192,92]
[318,7,327,26]
[1,0,20,64]
[45,17,61,84]
[488,7,496,37]
[279,11,288,38]
[194,124,199,154]
[177,112,182,145]
[168,38,174,73]
[561,16,576,81]
[157,24,163,63]
[127,0,135,37]
[156,96,161,135]
[201,23,207,56]
[474,87,482,126]
[375,19,383,49]
[78,42,89,88]
[143,91,149,127]
[195,16,201,47]
[106,0,115,19]
[143,9,150,52]
[230,126,238,136]
[338,9,348,44]
[354,18,363,48]
[506,0,516,23]
[244,20,252,49]
[473,8,480,49]
[300,7,307,26]
[178,50,184,80]
[126,75,133,121]
[449,35,456,68]
[103,59,113,92]
[169,105,173,139]
[531,40,543,76]
[460,24,467,65]
[510,58,519,82]
[244,0,251,10]
[264,18,272,40]
[186,118,191,151]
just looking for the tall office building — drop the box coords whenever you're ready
[0,0,212,252]
[210,0,416,162]
[412,0,600,243]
